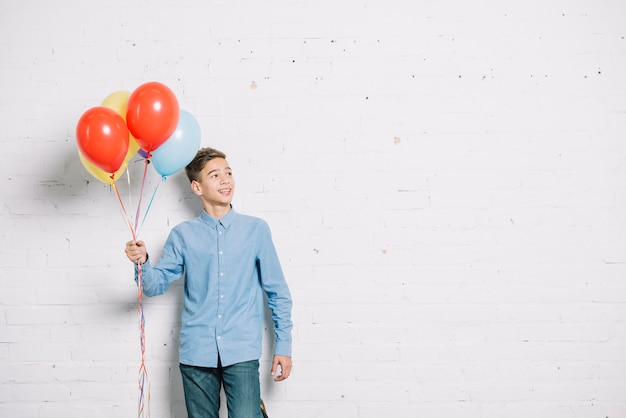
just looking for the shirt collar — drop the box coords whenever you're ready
[200,205,236,229]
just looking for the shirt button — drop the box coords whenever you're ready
[217,336,221,340]
[219,251,223,255]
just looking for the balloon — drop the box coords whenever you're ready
[101,90,131,116]
[79,151,126,184]
[76,106,130,174]
[124,136,141,164]
[151,110,201,177]
[101,91,141,166]
[126,81,179,152]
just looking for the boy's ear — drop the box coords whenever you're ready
[190,180,202,196]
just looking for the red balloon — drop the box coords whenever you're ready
[76,106,130,174]
[126,82,179,152]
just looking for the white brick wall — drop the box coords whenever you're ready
[1,0,626,417]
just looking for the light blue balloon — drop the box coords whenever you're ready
[151,109,201,177]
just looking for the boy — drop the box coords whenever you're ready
[125,147,293,418]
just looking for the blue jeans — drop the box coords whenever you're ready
[180,360,263,418]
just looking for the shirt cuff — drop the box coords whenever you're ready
[274,340,292,358]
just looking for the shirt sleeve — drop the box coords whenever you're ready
[257,221,293,357]
[135,229,185,297]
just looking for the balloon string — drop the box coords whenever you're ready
[126,164,134,233]
[113,164,152,417]
[137,262,150,418]
[133,158,150,236]
[132,161,151,418]
[113,183,136,240]
[139,177,165,230]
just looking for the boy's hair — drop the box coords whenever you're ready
[185,147,227,183]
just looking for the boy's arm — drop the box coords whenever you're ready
[125,232,184,297]
[257,222,294,358]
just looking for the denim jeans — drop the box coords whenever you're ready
[180,360,263,418]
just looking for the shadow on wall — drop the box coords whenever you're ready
[40,145,204,221]
[39,145,200,415]
[170,165,204,218]
[261,295,279,394]
[163,280,187,417]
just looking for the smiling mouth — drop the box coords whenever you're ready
[219,188,231,194]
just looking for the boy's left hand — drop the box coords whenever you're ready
[271,355,292,382]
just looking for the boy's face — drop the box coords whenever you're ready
[191,157,235,207]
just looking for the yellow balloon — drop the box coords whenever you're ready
[101,90,131,117]
[79,151,126,184]
[123,135,141,164]
[102,90,141,165]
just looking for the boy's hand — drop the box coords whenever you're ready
[271,355,292,382]
[125,240,147,264]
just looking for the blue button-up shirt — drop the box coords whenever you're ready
[138,208,293,367]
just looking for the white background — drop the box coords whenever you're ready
[1,0,626,417]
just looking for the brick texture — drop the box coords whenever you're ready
[1,1,626,417]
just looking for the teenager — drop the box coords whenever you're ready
[125,147,293,418]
